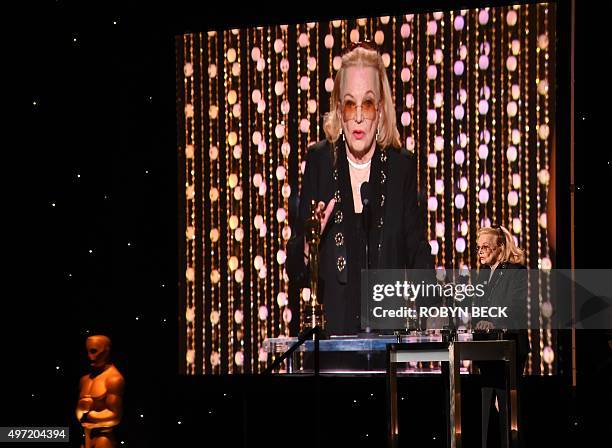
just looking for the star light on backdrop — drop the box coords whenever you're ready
[178,4,556,375]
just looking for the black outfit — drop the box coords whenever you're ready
[286,139,432,336]
[473,261,530,448]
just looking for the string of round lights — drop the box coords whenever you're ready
[183,34,197,375]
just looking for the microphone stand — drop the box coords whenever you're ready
[363,202,370,270]
[361,182,372,373]
[263,326,321,375]
[362,194,371,337]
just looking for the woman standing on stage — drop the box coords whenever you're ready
[474,224,529,448]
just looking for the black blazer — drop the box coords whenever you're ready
[286,139,432,335]
[474,261,531,358]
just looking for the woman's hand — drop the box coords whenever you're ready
[315,199,336,234]
[304,199,336,263]
[475,320,495,331]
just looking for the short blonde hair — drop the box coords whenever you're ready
[323,46,401,149]
[477,225,526,265]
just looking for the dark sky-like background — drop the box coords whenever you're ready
[2,1,610,446]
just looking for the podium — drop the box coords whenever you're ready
[263,332,472,374]
[387,339,519,448]
[264,333,520,447]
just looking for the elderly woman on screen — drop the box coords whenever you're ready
[287,41,431,336]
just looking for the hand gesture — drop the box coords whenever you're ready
[315,199,336,234]
[304,199,336,262]
[475,320,495,331]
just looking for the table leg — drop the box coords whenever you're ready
[441,360,451,448]
[508,342,519,447]
[449,343,461,448]
[287,352,294,374]
[387,346,399,448]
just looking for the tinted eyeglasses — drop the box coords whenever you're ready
[340,98,379,121]
[475,244,496,254]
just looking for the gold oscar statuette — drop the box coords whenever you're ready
[302,199,326,332]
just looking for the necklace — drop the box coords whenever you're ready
[347,156,372,170]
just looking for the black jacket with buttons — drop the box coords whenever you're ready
[286,139,432,335]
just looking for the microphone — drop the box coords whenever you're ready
[360,181,371,207]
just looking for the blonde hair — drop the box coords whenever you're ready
[323,46,401,149]
[477,226,526,265]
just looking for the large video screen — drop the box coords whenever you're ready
[177,3,557,374]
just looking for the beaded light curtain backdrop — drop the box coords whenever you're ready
[177,3,556,374]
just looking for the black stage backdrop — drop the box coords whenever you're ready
[3,1,611,447]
